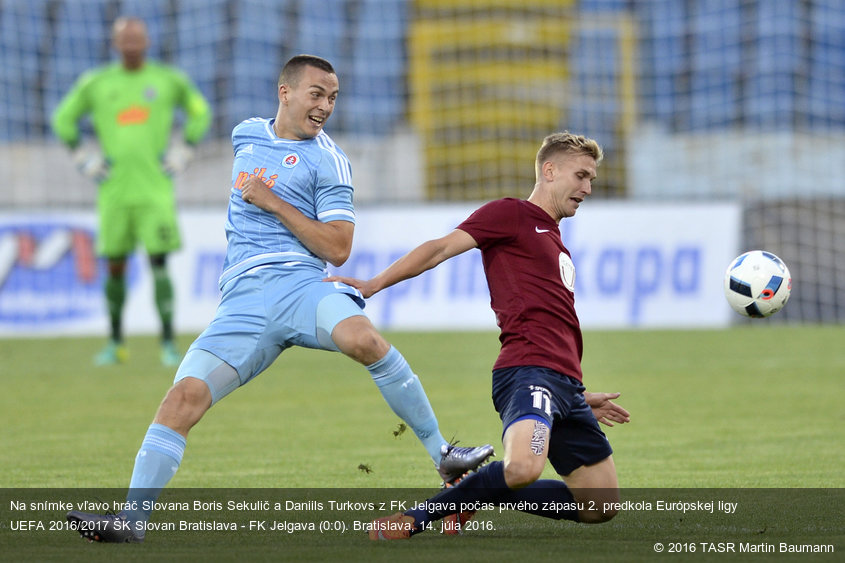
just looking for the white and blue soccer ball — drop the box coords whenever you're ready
[724,250,792,318]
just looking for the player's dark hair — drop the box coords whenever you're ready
[278,55,335,86]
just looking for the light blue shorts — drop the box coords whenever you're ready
[174,262,365,402]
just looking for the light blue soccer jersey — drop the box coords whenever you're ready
[219,118,355,288]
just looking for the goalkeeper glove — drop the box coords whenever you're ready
[163,140,194,176]
[72,146,109,182]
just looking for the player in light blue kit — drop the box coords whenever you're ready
[67,55,493,543]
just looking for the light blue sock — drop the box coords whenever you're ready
[367,346,447,465]
[124,423,186,526]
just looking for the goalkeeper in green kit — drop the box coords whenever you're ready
[52,17,211,366]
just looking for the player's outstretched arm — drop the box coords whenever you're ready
[240,176,353,266]
[326,229,477,298]
[584,392,630,427]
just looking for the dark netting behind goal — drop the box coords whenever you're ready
[742,198,845,323]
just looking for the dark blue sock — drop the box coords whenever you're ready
[406,461,508,528]
[405,461,580,529]
[500,479,580,521]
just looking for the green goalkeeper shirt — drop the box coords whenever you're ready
[52,61,211,206]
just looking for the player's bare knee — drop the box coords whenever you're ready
[601,504,619,521]
[574,489,620,523]
[107,259,127,277]
[336,325,388,365]
[578,504,618,524]
[503,458,543,488]
[352,332,383,362]
[155,378,211,431]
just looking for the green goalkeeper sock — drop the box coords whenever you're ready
[104,274,126,342]
[152,264,175,342]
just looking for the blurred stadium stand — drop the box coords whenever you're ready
[2,1,843,145]
[1,0,844,321]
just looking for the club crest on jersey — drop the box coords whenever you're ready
[559,252,576,292]
[282,153,299,168]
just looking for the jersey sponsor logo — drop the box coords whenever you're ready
[234,167,278,190]
[535,226,550,233]
[144,87,158,101]
[116,105,150,125]
[559,252,576,292]
[282,153,299,168]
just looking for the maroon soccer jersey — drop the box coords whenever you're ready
[457,198,583,381]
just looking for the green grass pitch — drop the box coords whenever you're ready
[1,326,843,561]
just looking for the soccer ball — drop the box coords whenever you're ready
[724,251,792,318]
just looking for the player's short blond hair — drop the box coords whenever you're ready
[535,132,603,178]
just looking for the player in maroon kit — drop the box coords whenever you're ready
[327,131,630,539]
